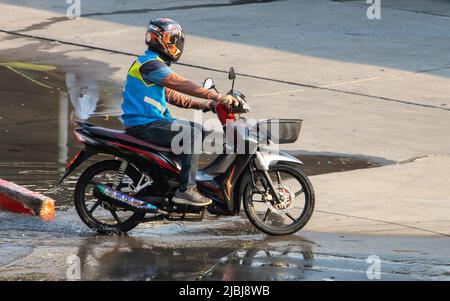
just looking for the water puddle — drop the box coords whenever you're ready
[1,214,448,281]
[0,53,122,207]
[200,151,393,176]
[289,151,395,176]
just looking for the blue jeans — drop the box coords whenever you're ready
[126,119,203,191]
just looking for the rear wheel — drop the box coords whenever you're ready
[242,163,315,235]
[74,160,145,234]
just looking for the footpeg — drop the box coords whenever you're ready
[165,206,206,221]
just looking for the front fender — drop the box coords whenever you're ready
[234,148,303,213]
[255,148,303,170]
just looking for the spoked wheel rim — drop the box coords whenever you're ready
[80,168,139,228]
[244,165,312,232]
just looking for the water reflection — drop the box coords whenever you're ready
[65,72,100,120]
[76,235,235,280]
[0,61,123,205]
[75,235,315,281]
[58,92,69,166]
[204,236,314,281]
[2,207,448,281]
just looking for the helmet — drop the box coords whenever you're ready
[145,18,185,63]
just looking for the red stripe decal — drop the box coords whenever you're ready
[112,142,180,174]
[66,150,82,169]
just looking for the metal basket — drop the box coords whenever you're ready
[256,119,303,144]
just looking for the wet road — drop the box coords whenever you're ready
[1,210,449,281]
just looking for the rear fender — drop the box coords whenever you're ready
[56,147,97,186]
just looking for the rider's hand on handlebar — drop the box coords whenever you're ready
[199,100,215,113]
[218,95,239,109]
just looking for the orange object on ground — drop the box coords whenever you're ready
[0,179,55,221]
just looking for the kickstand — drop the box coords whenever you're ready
[200,206,206,220]
[182,204,187,219]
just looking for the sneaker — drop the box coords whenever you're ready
[172,188,212,207]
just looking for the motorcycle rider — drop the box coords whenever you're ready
[122,18,239,207]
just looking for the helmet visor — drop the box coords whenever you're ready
[167,31,184,61]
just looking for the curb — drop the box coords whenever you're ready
[0,179,55,221]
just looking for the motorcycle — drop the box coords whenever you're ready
[57,67,315,235]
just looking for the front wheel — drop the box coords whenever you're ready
[242,163,315,235]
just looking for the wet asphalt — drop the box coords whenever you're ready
[1,210,449,281]
[0,59,449,281]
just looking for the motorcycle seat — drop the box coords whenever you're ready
[87,126,173,153]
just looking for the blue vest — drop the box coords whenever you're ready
[121,50,172,127]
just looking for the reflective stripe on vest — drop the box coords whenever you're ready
[144,96,166,114]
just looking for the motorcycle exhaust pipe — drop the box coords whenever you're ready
[93,183,167,214]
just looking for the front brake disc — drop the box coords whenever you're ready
[265,184,295,213]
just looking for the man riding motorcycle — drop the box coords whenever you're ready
[121,18,239,207]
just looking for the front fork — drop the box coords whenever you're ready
[252,152,282,205]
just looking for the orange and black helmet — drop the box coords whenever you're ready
[145,18,185,63]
